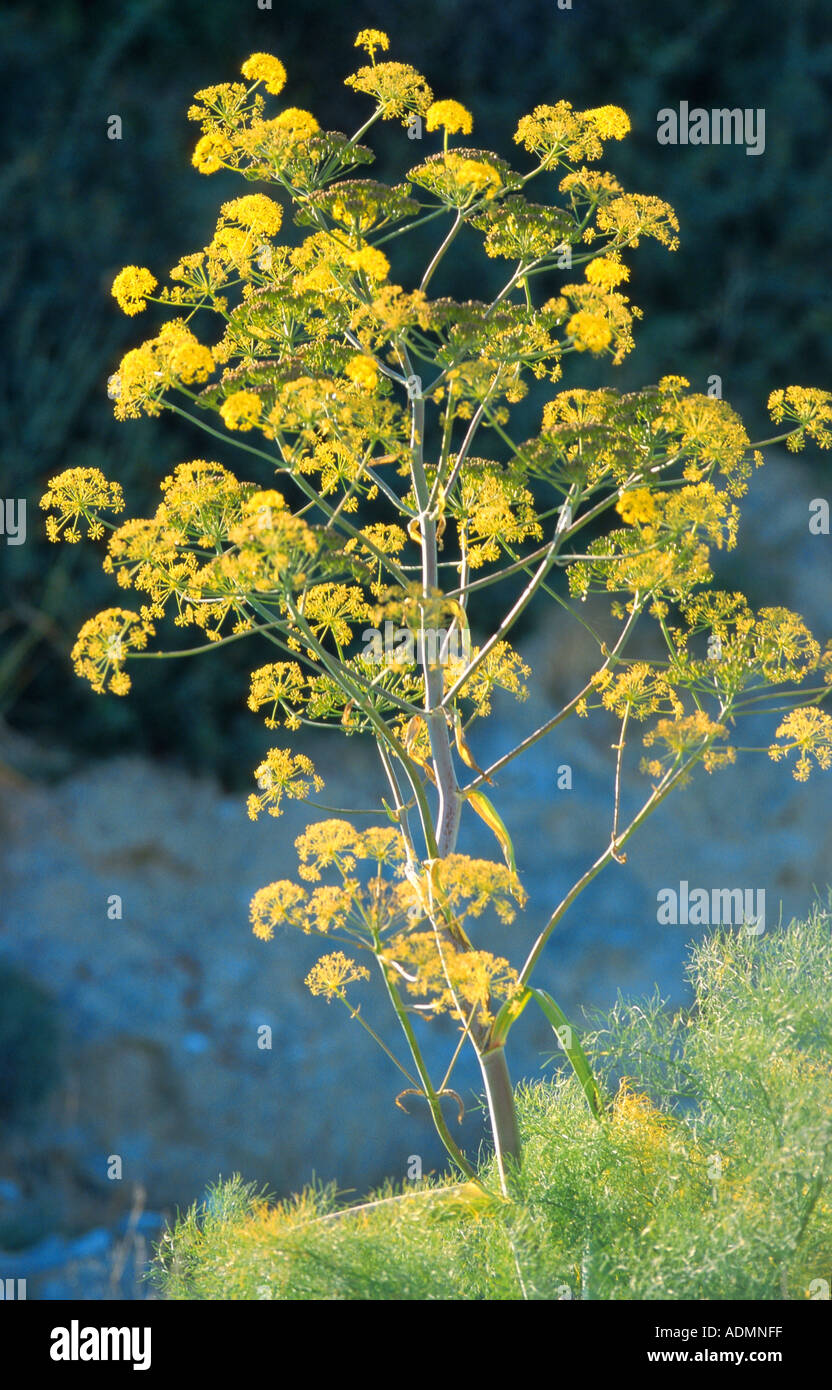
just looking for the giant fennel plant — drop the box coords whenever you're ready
[42,30,832,1194]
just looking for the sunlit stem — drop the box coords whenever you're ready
[376,959,477,1181]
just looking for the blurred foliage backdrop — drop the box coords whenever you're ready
[1,0,830,780]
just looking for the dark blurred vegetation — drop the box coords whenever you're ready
[1,0,830,783]
[0,962,61,1122]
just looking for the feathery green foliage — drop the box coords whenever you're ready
[155,907,832,1300]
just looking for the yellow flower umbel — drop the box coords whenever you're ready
[426,100,473,137]
[585,255,630,290]
[408,152,503,206]
[769,707,832,781]
[71,608,154,695]
[594,192,680,250]
[249,881,308,941]
[192,131,233,174]
[610,1078,682,1181]
[247,748,324,820]
[566,310,613,354]
[112,319,214,420]
[219,193,283,238]
[384,932,518,1027]
[220,390,262,431]
[768,386,832,451]
[111,266,157,316]
[345,246,390,282]
[514,100,630,167]
[41,467,124,542]
[345,355,379,391]
[345,39,433,125]
[270,107,320,142]
[241,53,287,95]
[248,662,307,729]
[593,661,683,724]
[294,820,362,880]
[641,712,735,778]
[354,29,390,60]
[305,951,370,1001]
[616,488,657,527]
[583,105,631,141]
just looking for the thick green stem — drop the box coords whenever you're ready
[407,363,462,855]
[478,1046,521,1196]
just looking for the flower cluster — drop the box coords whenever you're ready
[768,708,832,781]
[344,60,433,124]
[71,608,154,695]
[110,319,214,420]
[514,101,631,167]
[41,468,124,542]
[426,100,473,136]
[641,713,735,779]
[111,265,158,316]
[768,386,832,451]
[384,931,518,1026]
[247,748,324,819]
[305,952,370,1001]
